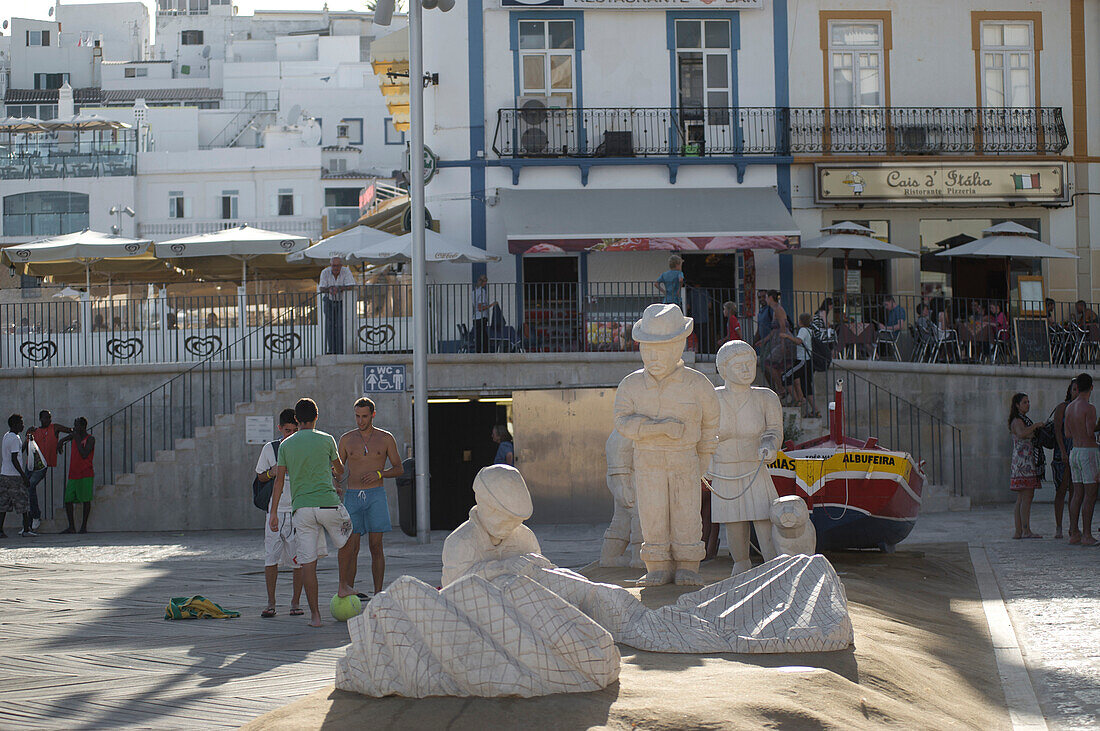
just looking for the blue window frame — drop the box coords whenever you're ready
[666,11,741,154]
[342,117,364,145]
[384,117,405,145]
[509,11,586,152]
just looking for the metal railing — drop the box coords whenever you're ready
[139,216,321,238]
[492,106,1069,158]
[200,91,277,149]
[0,136,137,179]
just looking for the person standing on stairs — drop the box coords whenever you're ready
[57,417,95,534]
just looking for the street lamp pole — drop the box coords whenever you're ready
[408,0,431,544]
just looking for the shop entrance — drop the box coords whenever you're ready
[522,255,579,351]
[427,399,510,530]
[682,253,741,354]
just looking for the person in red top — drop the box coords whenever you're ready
[31,410,71,468]
[57,417,95,534]
[718,301,742,347]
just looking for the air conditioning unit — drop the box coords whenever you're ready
[894,124,944,154]
[515,94,574,157]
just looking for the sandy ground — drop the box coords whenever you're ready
[245,543,1010,731]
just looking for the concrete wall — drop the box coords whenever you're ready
[843,360,1076,505]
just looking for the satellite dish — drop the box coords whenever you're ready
[287,104,302,126]
[2,20,8,29]
[201,45,211,59]
[48,6,54,16]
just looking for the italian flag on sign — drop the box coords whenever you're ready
[1012,173,1041,190]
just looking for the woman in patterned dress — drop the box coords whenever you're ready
[1008,392,1043,539]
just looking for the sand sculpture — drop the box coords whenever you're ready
[613,303,720,586]
[335,465,853,698]
[599,430,644,568]
[771,495,818,556]
[709,340,783,575]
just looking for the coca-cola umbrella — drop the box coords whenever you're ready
[788,221,917,304]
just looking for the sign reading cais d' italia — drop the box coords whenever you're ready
[815,162,1068,205]
[499,0,763,8]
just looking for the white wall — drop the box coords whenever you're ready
[9,18,95,89]
[57,2,151,62]
[0,175,138,243]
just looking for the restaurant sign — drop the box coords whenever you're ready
[499,0,763,9]
[815,162,1068,205]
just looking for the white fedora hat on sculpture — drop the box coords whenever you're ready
[472,464,534,519]
[632,303,693,343]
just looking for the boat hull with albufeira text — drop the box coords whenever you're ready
[768,381,924,552]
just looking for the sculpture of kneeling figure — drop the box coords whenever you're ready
[770,495,817,557]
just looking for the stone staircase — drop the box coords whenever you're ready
[43,366,323,533]
[920,483,971,514]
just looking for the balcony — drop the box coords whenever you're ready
[492,106,1068,158]
[0,137,137,180]
[139,217,322,240]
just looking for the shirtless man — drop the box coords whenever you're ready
[1064,373,1099,546]
[338,397,402,594]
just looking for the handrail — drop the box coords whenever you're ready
[201,91,276,149]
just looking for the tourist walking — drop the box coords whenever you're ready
[780,313,819,417]
[1050,379,1077,538]
[717,301,742,347]
[337,397,401,597]
[1,414,32,539]
[58,418,95,534]
[1008,393,1043,539]
[318,256,355,354]
[655,255,685,312]
[269,398,356,627]
[491,424,514,466]
[472,274,497,353]
[1065,373,1099,546]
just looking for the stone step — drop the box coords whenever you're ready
[174,438,195,452]
[195,426,215,439]
[134,461,157,476]
[235,402,258,415]
[296,366,318,379]
[253,390,276,404]
[214,413,237,427]
[154,450,175,463]
[113,473,137,487]
[921,484,970,512]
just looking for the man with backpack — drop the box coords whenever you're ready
[255,408,324,618]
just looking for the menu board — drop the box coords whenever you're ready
[1013,318,1051,364]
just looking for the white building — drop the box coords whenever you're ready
[1,1,408,252]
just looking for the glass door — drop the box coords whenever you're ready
[675,20,732,155]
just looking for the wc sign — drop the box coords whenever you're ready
[363,364,408,393]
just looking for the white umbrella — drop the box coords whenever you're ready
[0,117,46,133]
[289,225,396,262]
[789,222,916,303]
[154,224,311,290]
[934,222,1077,260]
[40,114,131,132]
[349,229,501,264]
[1,229,152,291]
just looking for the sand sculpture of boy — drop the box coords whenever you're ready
[709,340,783,575]
[441,464,541,587]
[614,303,720,586]
[599,429,643,568]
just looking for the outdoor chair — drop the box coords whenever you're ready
[1068,324,1089,364]
[872,328,901,362]
[989,328,1012,365]
[1049,325,1071,364]
[456,323,473,353]
[912,321,934,362]
[929,324,961,363]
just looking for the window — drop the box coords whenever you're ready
[3,192,89,237]
[38,105,59,121]
[384,118,405,145]
[26,30,50,47]
[518,20,575,105]
[125,67,149,78]
[220,190,238,219]
[359,35,372,62]
[341,118,364,145]
[278,189,294,216]
[828,21,884,108]
[181,30,204,45]
[168,191,190,218]
[33,73,70,90]
[980,21,1034,108]
[675,20,732,128]
[327,158,348,173]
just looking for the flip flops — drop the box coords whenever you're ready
[261,608,277,618]
[289,607,305,616]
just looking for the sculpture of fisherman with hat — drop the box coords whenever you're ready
[441,464,542,587]
[614,303,720,586]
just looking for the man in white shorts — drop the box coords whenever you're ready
[270,398,356,627]
[257,408,328,618]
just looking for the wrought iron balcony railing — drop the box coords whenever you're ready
[492,106,1068,158]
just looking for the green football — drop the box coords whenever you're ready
[329,593,363,621]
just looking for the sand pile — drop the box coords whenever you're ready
[245,544,1009,730]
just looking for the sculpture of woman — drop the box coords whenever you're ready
[709,340,783,575]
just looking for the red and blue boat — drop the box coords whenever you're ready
[769,380,924,552]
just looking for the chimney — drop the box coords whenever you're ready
[58,82,74,118]
[92,42,102,87]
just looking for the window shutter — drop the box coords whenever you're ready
[293,195,301,216]
[184,198,192,218]
[42,30,49,46]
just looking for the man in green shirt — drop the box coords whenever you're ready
[269,398,356,627]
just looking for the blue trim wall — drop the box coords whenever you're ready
[773,0,793,304]
[469,0,487,282]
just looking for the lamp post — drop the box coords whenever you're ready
[375,0,452,544]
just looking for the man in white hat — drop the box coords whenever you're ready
[441,464,542,587]
[614,303,720,586]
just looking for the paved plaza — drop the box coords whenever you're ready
[0,505,1097,730]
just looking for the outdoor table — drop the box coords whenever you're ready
[838,322,874,359]
[956,321,995,362]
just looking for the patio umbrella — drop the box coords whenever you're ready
[40,115,131,131]
[1,229,153,291]
[349,229,501,264]
[0,117,46,133]
[935,222,1077,305]
[788,221,917,303]
[289,225,396,262]
[154,225,311,291]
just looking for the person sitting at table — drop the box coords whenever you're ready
[1046,298,1059,326]
[1073,300,1098,327]
[875,296,906,346]
[988,302,1009,338]
[968,301,986,323]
